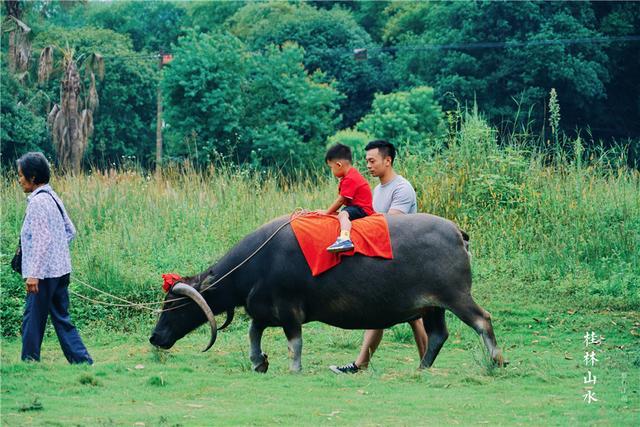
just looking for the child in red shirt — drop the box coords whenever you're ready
[321,144,374,252]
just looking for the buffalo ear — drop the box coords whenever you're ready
[216,309,235,331]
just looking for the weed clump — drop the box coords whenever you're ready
[18,397,43,412]
[147,375,166,387]
[78,374,100,386]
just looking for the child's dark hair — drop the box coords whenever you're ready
[364,140,396,164]
[325,143,352,163]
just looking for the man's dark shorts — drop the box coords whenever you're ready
[341,206,368,221]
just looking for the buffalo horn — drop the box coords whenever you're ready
[171,283,217,352]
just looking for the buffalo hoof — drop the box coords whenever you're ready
[419,359,435,370]
[253,353,269,373]
[493,353,508,368]
[497,358,510,368]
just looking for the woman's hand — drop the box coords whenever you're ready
[26,277,39,294]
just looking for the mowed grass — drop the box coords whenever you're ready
[1,307,639,426]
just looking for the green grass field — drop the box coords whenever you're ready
[1,116,638,425]
[2,306,638,425]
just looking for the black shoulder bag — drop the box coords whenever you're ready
[11,192,65,275]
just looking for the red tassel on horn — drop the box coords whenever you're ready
[162,273,183,293]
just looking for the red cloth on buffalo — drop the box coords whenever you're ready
[290,213,393,276]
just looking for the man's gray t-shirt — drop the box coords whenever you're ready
[372,175,417,214]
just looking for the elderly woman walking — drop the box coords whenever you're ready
[15,152,92,364]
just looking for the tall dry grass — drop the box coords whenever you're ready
[1,112,638,335]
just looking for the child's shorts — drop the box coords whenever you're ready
[341,206,368,221]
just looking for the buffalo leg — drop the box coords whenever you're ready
[420,307,448,369]
[249,321,269,373]
[283,323,303,372]
[447,295,504,366]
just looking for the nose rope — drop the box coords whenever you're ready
[68,288,157,311]
[72,277,166,307]
[71,277,189,313]
[68,209,314,314]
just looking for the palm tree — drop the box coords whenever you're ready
[39,45,103,174]
[3,0,32,79]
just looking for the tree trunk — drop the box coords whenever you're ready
[5,8,32,74]
[52,60,84,174]
[156,54,163,173]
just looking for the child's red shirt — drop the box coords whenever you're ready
[338,167,374,216]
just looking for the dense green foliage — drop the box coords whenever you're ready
[82,1,185,53]
[46,0,186,53]
[356,86,443,149]
[1,0,638,168]
[227,1,396,127]
[162,31,342,168]
[0,66,50,161]
[387,2,639,145]
[9,25,159,168]
[182,1,246,34]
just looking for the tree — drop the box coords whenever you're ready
[348,1,395,43]
[32,27,159,168]
[182,1,245,34]
[0,64,50,161]
[3,0,32,77]
[357,86,443,149]
[38,45,103,173]
[162,31,247,163]
[227,2,396,127]
[386,2,613,139]
[244,43,344,167]
[591,1,640,146]
[68,0,186,53]
[162,31,342,168]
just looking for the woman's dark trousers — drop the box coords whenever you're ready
[21,274,93,364]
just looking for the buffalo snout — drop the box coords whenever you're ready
[149,331,174,349]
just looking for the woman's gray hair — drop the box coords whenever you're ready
[16,152,51,184]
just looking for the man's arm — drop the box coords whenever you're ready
[387,208,405,215]
[388,183,416,214]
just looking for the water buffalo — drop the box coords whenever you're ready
[149,214,504,372]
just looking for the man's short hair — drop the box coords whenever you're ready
[16,152,51,184]
[325,143,352,163]
[365,140,396,164]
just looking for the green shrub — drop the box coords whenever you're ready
[326,129,372,168]
[357,86,444,150]
[162,32,342,169]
